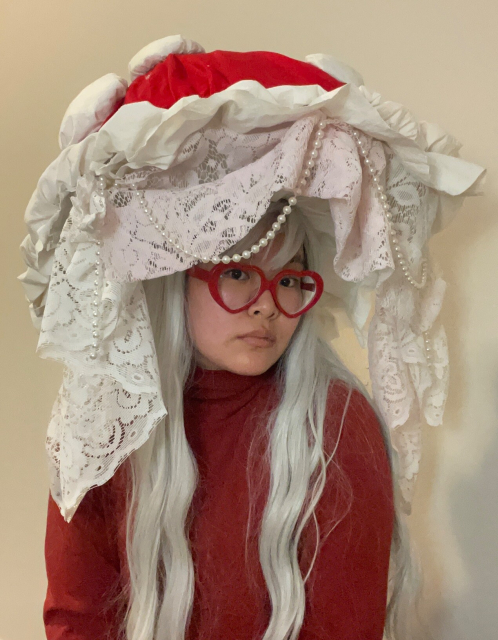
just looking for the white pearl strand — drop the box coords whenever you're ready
[88,123,433,368]
[89,175,106,360]
[350,130,433,368]
[129,118,328,266]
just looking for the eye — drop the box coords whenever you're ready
[220,268,249,281]
[279,276,300,288]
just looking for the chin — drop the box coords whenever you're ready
[225,351,281,376]
[195,342,286,375]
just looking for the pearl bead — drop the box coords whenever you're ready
[95,270,99,275]
[251,244,260,253]
[92,331,98,338]
[313,140,322,148]
[299,178,307,186]
[201,256,210,263]
[148,216,154,222]
[92,342,98,349]
[90,353,97,360]
[307,159,315,169]
[266,230,275,239]
[93,311,98,317]
[288,197,297,206]
[295,188,303,196]
[232,254,241,262]
[259,238,268,247]
[283,206,292,215]
[303,169,311,178]
[318,120,326,129]
[93,321,98,327]
[222,256,231,264]
[310,150,318,159]
[95,260,101,266]
[242,251,251,259]
[278,214,286,223]
[211,256,221,264]
[155,224,159,230]
[161,231,166,237]
[316,130,324,139]
[272,222,281,231]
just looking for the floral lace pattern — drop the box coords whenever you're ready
[17,79,484,520]
[38,117,438,516]
[368,150,450,507]
[36,177,167,521]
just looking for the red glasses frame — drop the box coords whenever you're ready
[187,262,324,318]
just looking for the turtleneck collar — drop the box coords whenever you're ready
[186,360,280,402]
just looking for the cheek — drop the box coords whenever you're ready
[277,317,301,348]
[186,279,233,348]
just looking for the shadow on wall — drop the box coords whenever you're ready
[410,193,498,640]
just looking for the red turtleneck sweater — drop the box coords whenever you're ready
[43,364,394,639]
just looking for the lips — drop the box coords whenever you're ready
[237,330,276,346]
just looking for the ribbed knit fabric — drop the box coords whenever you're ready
[43,364,394,640]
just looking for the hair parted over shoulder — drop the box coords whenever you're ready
[104,202,429,640]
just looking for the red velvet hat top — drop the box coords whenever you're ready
[122,49,344,110]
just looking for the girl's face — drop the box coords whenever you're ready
[186,233,305,375]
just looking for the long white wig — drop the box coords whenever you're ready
[113,201,430,640]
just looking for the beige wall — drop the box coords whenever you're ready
[1,1,495,639]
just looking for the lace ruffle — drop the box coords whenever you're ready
[17,79,485,520]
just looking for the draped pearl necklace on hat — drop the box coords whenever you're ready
[90,117,431,365]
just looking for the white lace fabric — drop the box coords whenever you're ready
[18,79,485,521]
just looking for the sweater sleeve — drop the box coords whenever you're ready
[43,475,127,640]
[299,385,395,640]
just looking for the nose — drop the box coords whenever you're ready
[247,289,279,319]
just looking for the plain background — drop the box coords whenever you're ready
[1,1,496,639]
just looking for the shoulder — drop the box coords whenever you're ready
[324,380,383,441]
[323,379,393,492]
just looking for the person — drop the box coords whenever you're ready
[17,36,484,640]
